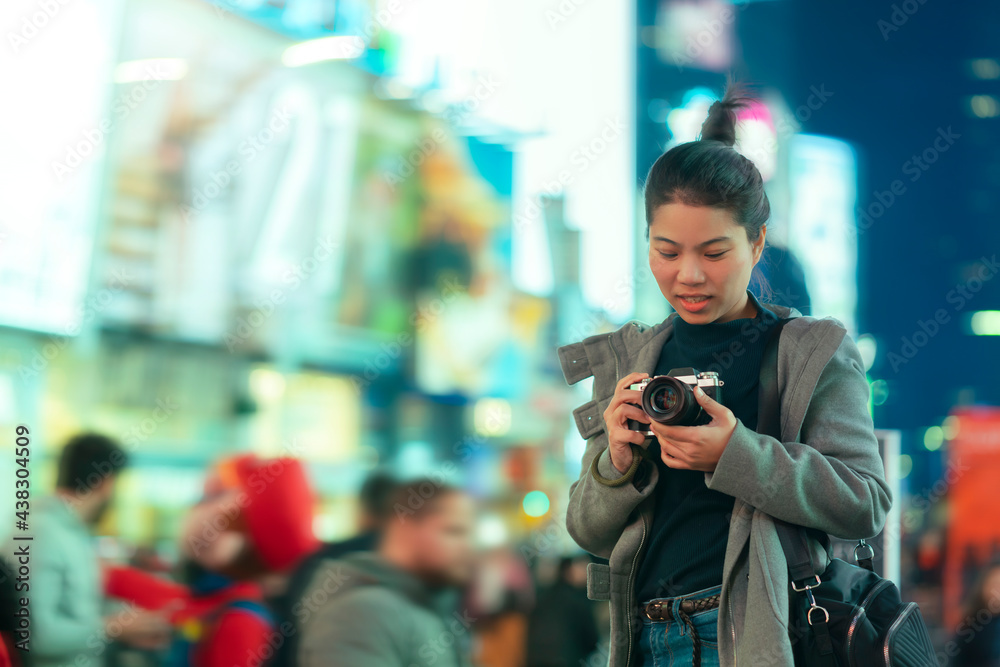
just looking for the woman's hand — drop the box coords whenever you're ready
[602,372,652,473]
[650,385,737,472]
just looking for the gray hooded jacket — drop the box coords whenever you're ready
[558,303,893,666]
[297,552,473,667]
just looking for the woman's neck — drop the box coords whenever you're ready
[730,292,759,322]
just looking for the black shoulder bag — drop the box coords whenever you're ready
[758,318,936,667]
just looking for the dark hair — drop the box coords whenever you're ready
[56,432,128,494]
[389,477,463,523]
[358,471,397,522]
[643,85,770,246]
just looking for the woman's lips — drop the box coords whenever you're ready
[677,295,711,312]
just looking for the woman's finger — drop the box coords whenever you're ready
[615,372,649,394]
[661,452,692,470]
[657,437,686,462]
[650,422,698,445]
[610,425,647,449]
[607,387,646,412]
[615,404,650,425]
[693,385,729,419]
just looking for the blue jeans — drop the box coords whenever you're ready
[636,584,722,667]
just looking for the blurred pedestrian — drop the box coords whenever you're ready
[756,242,811,315]
[21,433,171,667]
[0,557,24,667]
[952,559,1000,667]
[106,453,319,667]
[325,471,398,558]
[270,471,397,667]
[525,555,599,667]
[469,547,534,667]
[296,479,476,667]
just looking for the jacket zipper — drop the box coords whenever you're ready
[846,578,892,666]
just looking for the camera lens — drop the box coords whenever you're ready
[641,376,697,424]
[649,385,678,414]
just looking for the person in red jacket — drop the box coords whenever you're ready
[108,454,319,667]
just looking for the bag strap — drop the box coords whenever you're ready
[759,316,839,664]
[758,317,827,585]
[756,317,790,443]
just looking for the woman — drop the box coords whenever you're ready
[558,89,892,666]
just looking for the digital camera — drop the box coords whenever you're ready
[626,368,724,434]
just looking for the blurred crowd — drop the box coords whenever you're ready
[5,433,1000,666]
[0,433,604,667]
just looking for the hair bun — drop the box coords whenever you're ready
[699,86,752,147]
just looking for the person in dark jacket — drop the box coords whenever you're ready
[525,555,600,667]
[756,242,811,315]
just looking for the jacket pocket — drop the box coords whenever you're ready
[586,562,611,601]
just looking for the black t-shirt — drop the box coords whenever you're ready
[634,291,780,602]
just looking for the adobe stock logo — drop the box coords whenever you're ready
[877,0,929,41]
[7,0,72,53]
[853,126,960,239]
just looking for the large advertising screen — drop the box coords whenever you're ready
[0,0,118,335]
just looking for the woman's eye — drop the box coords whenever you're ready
[706,252,727,259]
[658,251,676,259]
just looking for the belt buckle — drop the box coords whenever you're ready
[645,600,663,621]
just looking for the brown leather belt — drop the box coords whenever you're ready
[643,594,721,621]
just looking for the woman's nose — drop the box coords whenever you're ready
[676,258,705,285]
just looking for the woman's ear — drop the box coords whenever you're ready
[751,225,767,264]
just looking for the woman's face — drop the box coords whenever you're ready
[648,203,765,324]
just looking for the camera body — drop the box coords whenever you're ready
[625,367,724,435]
